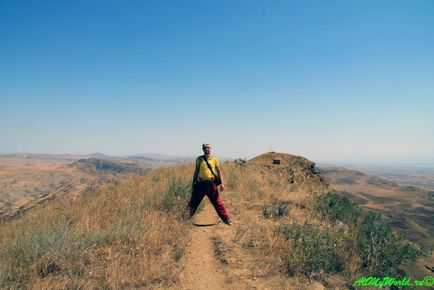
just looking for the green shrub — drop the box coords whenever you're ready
[357,211,423,276]
[144,176,191,219]
[276,222,344,277]
[212,236,228,265]
[161,177,191,209]
[173,249,183,262]
[263,200,290,219]
[0,213,87,287]
[315,191,360,226]
[314,192,425,277]
[234,158,246,167]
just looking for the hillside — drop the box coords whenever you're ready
[0,155,151,220]
[328,164,434,191]
[0,152,430,289]
[72,158,149,175]
[320,166,434,248]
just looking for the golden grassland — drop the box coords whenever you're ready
[0,154,430,289]
[0,164,193,289]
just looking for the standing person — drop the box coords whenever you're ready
[188,143,232,225]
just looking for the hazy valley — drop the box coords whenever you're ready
[319,166,434,248]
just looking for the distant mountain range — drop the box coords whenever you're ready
[0,153,117,161]
[0,153,196,165]
[126,154,195,164]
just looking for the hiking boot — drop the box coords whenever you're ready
[222,219,233,226]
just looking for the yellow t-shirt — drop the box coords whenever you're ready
[196,155,220,180]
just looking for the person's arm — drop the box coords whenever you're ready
[216,166,225,191]
[192,162,199,188]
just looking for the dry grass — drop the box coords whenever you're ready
[225,162,324,274]
[222,159,425,285]
[0,164,194,289]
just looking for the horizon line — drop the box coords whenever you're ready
[1,151,434,167]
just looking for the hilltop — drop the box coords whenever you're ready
[249,151,313,167]
[248,152,330,194]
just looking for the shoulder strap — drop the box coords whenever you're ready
[202,155,218,178]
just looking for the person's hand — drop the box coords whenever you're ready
[220,183,225,191]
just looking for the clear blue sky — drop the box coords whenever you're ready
[1,0,433,164]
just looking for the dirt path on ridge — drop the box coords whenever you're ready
[175,190,326,290]
[177,198,232,290]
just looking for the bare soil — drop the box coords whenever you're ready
[175,190,327,290]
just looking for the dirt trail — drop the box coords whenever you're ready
[178,198,232,290]
[176,191,325,290]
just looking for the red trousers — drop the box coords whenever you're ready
[188,181,230,221]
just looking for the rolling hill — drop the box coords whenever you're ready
[320,166,434,248]
[0,154,151,220]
